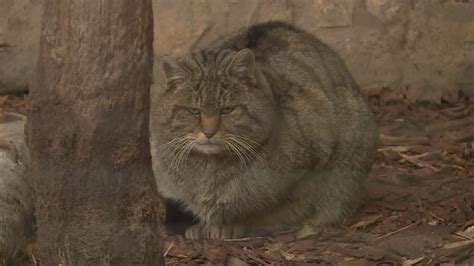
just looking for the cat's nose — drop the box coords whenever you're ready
[203,130,216,139]
[201,115,219,139]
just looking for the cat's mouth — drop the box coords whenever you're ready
[193,140,227,155]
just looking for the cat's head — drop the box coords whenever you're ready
[153,49,274,158]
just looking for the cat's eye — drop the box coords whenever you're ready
[188,107,201,115]
[220,106,235,115]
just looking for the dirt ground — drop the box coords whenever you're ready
[2,93,473,265]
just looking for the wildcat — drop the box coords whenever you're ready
[150,21,378,240]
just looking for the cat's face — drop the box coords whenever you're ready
[154,49,274,159]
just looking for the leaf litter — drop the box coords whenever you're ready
[161,98,474,265]
[6,94,473,265]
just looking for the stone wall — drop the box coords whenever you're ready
[0,0,42,94]
[2,0,474,102]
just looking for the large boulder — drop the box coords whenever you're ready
[0,116,34,263]
[1,0,474,102]
[0,0,42,94]
[153,0,474,102]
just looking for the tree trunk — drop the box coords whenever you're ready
[25,0,164,264]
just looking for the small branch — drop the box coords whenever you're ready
[379,134,430,146]
[373,222,418,242]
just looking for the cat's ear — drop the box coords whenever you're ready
[226,49,255,82]
[161,55,189,86]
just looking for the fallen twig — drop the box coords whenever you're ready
[379,134,430,146]
[399,153,439,172]
[442,239,474,249]
[373,222,418,242]
[402,256,425,266]
[164,242,175,257]
[350,215,382,230]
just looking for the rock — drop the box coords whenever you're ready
[366,0,404,22]
[150,0,474,103]
[0,117,34,264]
[0,0,42,93]
[399,1,474,102]
[228,257,248,266]
[314,0,355,28]
[2,0,474,103]
[153,0,292,56]
[0,115,29,165]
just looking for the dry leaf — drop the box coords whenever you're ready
[400,153,439,172]
[350,215,381,230]
[442,239,474,249]
[466,225,474,234]
[378,146,410,152]
[164,242,175,257]
[228,257,248,266]
[280,250,296,261]
[454,225,474,240]
[295,225,319,239]
[0,95,8,105]
[402,256,425,265]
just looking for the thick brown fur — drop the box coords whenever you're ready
[150,21,378,239]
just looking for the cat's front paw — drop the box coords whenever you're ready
[184,224,246,240]
[184,224,204,240]
[206,224,246,239]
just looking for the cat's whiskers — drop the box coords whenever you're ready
[160,136,192,156]
[231,135,266,165]
[224,140,249,171]
[229,139,254,164]
[169,141,193,171]
[167,140,189,169]
[225,134,266,166]
[162,135,196,171]
[161,134,265,171]
[223,134,267,171]
[172,141,195,171]
[235,134,270,154]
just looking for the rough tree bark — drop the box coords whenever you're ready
[25,0,164,264]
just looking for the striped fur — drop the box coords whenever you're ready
[150,21,378,239]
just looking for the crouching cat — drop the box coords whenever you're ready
[150,21,378,239]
